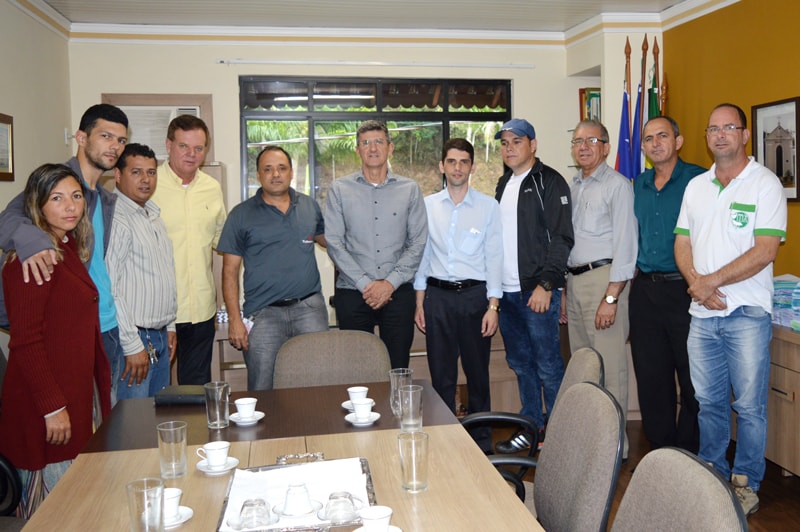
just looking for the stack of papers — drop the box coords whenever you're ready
[773,274,800,330]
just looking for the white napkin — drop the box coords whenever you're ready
[219,457,370,531]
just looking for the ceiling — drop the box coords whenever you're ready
[39,0,689,33]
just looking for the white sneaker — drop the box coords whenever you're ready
[731,473,759,516]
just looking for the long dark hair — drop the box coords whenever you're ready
[22,163,92,262]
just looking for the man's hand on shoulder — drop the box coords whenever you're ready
[22,249,58,285]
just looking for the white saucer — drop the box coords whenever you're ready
[341,399,375,412]
[196,456,239,476]
[273,500,323,517]
[165,506,193,529]
[230,411,265,426]
[354,526,402,532]
[316,496,365,521]
[345,412,381,427]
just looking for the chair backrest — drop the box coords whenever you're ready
[552,346,605,413]
[0,453,21,517]
[272,330,391,389]
[534,381,624,532]
[611,447,747,532]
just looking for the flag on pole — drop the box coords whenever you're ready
[615,89,634,180]
[631,83,643,179]
[644,70,661,169]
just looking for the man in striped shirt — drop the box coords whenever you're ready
[105,143,178,398]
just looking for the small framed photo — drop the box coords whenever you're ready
[752,98,798,201]
[0,113,13,182]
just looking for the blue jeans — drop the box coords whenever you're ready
[101,327,123,406]
[245,292,329,391]
[116,327,171,400]
[499,289,564,427]
[688,306,772,490]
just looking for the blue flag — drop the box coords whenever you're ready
[631,83,643,179]
[615,89,634,180]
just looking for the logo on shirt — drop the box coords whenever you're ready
[729,202,755,229]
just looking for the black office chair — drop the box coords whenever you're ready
[0,452,25,531]
[460,411,539,498]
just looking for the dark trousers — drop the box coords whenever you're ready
[334,283,415,369]
[423,284,492,451]
[629,275,699,453]
[175,317,216,385]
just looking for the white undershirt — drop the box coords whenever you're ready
[499,170,529,292]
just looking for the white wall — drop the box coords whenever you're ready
[0,1,72,201]
[66,39,593,204]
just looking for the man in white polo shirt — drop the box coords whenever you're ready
[674,103,787,517]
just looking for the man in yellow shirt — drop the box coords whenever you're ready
[151,115,226,385]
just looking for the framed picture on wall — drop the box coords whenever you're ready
[0,113,13,182]
[752,97,799,201]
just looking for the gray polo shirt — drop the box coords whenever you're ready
[217,188,323,316]
[324,170,428,292]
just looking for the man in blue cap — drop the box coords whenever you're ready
[493,118,574,453]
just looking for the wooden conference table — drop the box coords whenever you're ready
[25,382,543,531]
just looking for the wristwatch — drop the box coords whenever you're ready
[604,294,618,304]
[538,280,553,291]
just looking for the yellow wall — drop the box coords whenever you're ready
[664,0,800,274]
[0,1,72,200]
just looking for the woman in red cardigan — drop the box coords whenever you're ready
[0,163,111,518]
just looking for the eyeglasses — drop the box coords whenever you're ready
[705,124,745,135]
[358,138,388,148]
[571,137,607,146]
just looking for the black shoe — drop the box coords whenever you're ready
[496,430,535,454]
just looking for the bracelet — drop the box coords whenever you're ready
[488,304,500,312]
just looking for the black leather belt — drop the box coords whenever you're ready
[568,258,612,276]
[427,278,485,291]
[641,271,684,282]
[269,292,317,307]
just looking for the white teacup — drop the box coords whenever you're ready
[196,440,231,469]
[351,398,373,421]
[282,482,313,516]
[347,386,368,402]
[234,397,258,419]
[360,505,393,531]
[163,487,182,523]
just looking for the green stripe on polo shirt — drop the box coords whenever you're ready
[674,227,690,235]
[730,202,756,212]
[754,228,786,237]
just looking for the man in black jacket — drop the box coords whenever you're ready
[493,119,574,453]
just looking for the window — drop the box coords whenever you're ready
[240,77,511,203]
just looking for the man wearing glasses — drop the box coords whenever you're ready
[325,120,428,369]
[565,119,637,460]
[675,103,786,516]
[629,116,705,455]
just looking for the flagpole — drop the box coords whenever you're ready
[661,76,668,115]
[625,37,631,127]
[653,37,661,114]
[640,35,648,129]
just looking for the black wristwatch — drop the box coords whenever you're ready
[538,280,553,291]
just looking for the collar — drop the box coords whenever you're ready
[162,161,198,186]
[113,188,160,216]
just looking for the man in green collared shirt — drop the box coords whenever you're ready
[629,116,705,454]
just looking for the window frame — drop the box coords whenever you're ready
[239,76,512,202]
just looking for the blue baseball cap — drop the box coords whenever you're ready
[494,118,536,140]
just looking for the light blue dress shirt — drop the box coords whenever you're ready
[413,187,503,299]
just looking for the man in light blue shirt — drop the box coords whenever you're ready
[414,138,502,452]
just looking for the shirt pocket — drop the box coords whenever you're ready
[727,202,756,234]
[457,228,484,255]
[579,200,611,235]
